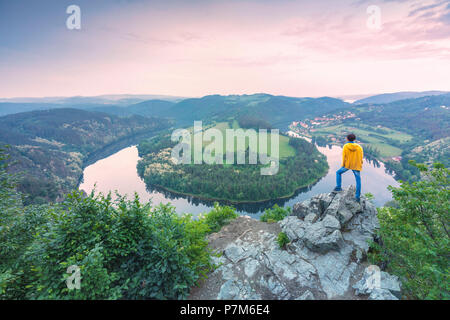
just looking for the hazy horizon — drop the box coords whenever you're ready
[0,91,373,100]
[1,91,448,103]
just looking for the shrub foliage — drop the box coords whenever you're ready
[369,162,449,300]
[277,232,290,249]
[260,204,291,223]
[0,148,240,299]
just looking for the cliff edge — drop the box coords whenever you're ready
[189,186,401,300]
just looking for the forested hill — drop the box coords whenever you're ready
[87,99,176,118]
[291,93,450,182]
[127,94,350,129]
[356,94,450,140]
[0,108,170,204]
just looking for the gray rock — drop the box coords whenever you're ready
[353,248,364,263]
[353,266,402,299]
[290,259,317,287]
[312,244,356,298]
[303,223,344,253]
[217,263,235,281]
[199,187,385,301]
[322,186,364,226]
[353,267,377,295]
[224,243,258,263]
[262,248,316,288]
[304,213,319,223]
[369,288,399,300]
[323,191,344,217]
[295,290,315,300]
[342,197,378,255]
[336,207,354,225]
[380,271,402,298]
[292,201,311,219]
[279,216,306,241]
[244,258,260,278]
[260,276,290,300]
[218,280,240,299]
[224,244,246,263]
[218,280,262,300]
[343,229,372,254]
[321,214,341,230]
[316,193,335,215]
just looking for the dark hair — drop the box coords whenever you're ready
[347,133,356,141]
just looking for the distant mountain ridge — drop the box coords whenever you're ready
[354,91,449,105]
[0,94,350,129]
[0,94,186,106]
[1,91,449,131]
[0,99,176,117]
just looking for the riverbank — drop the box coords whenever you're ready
[139,171,327,205]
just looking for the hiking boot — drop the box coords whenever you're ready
[333,187,342,192]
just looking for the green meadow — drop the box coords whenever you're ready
[188,121,296,161]
[313,123,413,158]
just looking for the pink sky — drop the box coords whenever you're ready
[0,0,449,98]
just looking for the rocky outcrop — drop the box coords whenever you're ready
[353,266,401,300]
[188,186,402,300]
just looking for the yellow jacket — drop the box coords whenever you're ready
[342,142,363,171]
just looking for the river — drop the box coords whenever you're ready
[79,142,399,219]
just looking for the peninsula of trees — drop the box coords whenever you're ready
[137,122,328,203]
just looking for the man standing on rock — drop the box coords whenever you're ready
[333,133,363,202]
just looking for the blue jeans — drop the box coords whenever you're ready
[336,167,361,199]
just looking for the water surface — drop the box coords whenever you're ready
[79,143,399,218]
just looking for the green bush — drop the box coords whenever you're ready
[1,146,53,299]
[260,204,291,223]
[0,156,221,300]
[203,202,238,233]
[369,162,449,300]
[1,147,237,300]
[22,192,215,300]
[277,232,290,249]
[364,192,374,202]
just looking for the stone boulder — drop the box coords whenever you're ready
[353,266,402,299]
[302,221,344,254]
[368,288,399,300]
[188,187,400,300]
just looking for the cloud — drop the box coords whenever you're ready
[281,0,450,61]
[1,0,449,98]
[408,0,449,17]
